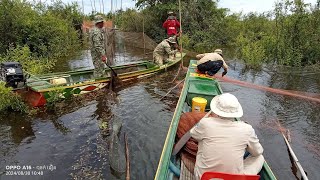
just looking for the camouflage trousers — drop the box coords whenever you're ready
[153,53,169,66]
[91,52,105,78]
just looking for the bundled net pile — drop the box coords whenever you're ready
[177,112,216,173]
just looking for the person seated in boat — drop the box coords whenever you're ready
[190,93,265,179]
[196,49,228,77]
[153,36,178,66]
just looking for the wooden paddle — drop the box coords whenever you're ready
[281,130,309,180]
[104,62,118,90]
[104,61,117,77]
[172,110,212,156]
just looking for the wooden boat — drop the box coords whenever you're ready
[18,53,185,107]
[154,60,277,180]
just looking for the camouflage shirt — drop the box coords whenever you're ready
[153,39,177,56]
[89,27,106,56]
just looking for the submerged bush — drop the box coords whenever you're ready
[0,82,28,112]
[236,33,266,68]
[46,89,65,109]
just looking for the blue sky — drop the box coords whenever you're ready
[63,0,318,14]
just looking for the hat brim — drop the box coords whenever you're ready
[167,40,176,44]
[210,96,243,118]
[95,20,104,24]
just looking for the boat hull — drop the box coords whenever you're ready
[155,60,277,180]
[18,53,185,107]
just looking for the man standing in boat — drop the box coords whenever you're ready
[190,93,265,179]
[153,36,178,66]
[196,49,228,77]
[162,11,181,53]
[90,15,107,78]
[163,11,180,38]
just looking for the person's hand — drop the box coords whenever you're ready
[222,70,227,77]
[101,55,107,62]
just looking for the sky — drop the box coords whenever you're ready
[218,0,318,14]
[62,0,318,15]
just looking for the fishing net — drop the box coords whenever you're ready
[177,112,216,172]
[115,31,157,50]
[108,116,126,173]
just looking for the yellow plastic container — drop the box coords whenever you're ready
[192,97,207,112]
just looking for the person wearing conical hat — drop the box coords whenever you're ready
[89,15,107,78]
[153,36,178,66]
[196,49,228,77]
[190,93,265,179]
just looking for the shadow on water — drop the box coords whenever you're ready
[1,40,320,180]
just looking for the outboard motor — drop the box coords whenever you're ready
[0,62,25,88]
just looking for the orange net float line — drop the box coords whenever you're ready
[216,76,320,104]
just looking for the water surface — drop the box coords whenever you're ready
[0,43,320,180]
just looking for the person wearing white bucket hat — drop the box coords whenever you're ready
[190,93,264,180]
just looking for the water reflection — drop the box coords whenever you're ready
[224,61,320,179]
[0,114,35,145]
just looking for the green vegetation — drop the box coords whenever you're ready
[113,0,320,68]
[0,0,84,112]
[0,82,28,112]
[0,0,84,74]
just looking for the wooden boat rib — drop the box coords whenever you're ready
[155,60,277,180]
[19,53,185,107]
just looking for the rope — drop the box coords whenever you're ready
[160,78,185,100]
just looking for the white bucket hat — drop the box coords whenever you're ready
[210,93,243,118]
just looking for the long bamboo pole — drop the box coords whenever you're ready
[282,133,309,180]
[178,0,183,67]
[125,133,130,180]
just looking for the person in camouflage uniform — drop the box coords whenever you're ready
[153,36,178,66]
[90,15,107,78]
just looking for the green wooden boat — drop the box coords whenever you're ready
[18,53,185,107]
[155,60,277,180]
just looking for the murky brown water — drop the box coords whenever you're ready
[1,41,320,180]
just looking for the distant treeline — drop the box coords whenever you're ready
[0,0,84,74]
[112,0,320,68]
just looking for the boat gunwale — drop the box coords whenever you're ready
[154,60,277,180]
[28,54,186,93]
